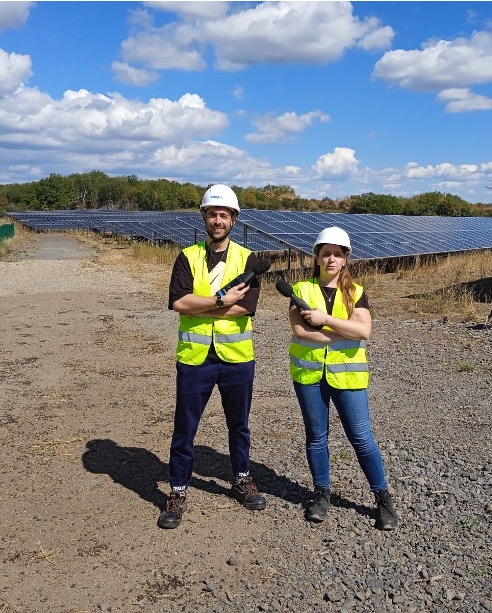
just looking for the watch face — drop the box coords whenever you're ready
[216,296,224,307]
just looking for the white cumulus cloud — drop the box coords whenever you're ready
[436,87,492,112]
[144,1,230,20]
[245,110,330,143]
[120,23,206,72]
[207,1,393,71]
[373,30,492,91]
[116,1,393,78]
[405,161,480,181]
[111,61,159,87]
[0,1,33,31]
[313,147,359,179]
[0,48,32,96]
[0,88,228,151]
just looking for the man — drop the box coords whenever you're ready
[158,184,266,529]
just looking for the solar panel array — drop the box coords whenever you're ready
[8,209,492,260]
[7,210,284,252]
[239,210,492,260]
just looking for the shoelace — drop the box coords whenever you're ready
[312,489,329,505]
[236,479,259,496]
[168,494,185,513]
[377,493,393,513]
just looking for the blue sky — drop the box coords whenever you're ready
[1,1,492,203]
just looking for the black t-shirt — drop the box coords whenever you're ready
[168,244,261,359]
[291,285,369,315]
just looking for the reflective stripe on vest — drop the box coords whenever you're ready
[215,331,252,343]
[178,331,212,345]
[290,355,324,370]
[326,363,369,373]
[176,241,254,365]
[289,279,370,389]
[292,337,367,351]
[179,330,253,345]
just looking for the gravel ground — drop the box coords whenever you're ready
[0,232,491,613]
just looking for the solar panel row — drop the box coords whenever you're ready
[239,210,492,259]
[8,209,492,261]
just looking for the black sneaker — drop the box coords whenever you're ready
[305,486,330,522]
[374,489,398,530]
[230,477,266,511]
[157,491,187,529]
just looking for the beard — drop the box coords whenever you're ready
[206,224,232,244]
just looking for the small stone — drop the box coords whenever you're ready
[324,591,344,602]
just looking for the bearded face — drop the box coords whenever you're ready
[203,207,236,244]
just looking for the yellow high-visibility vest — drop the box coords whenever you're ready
[176,241,254,365]
[289,278,369,389]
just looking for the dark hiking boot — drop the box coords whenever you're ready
[375,489,398,530]
[157,491,187,529]
[305,486,330,522]
[230,477,266,511]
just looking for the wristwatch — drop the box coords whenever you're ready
[215,294,225,308]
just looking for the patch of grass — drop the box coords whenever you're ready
[454,516,478,532]
[457,363,474,372]
[470,563,490,577]
[130,241,180,265]
[331,449,351,464]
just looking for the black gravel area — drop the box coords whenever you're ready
[185,312,492,613]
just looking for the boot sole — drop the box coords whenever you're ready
[242,500,266,511]
[306,513,327,522]
[376,520,397,530]
[157,518,182,529]
[157,501,187,529]
[230,494,266,511]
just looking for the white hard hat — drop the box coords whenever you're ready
[200,184,240,214]
[312,226,351,255]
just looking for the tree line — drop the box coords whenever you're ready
[0,170,491,217]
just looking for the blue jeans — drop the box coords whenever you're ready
[169,358,255,489]
[293,379,387,492]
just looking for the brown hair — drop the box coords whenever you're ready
[312,245,356,316]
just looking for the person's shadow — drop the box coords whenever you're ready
[82,439,372,518]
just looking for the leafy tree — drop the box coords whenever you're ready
[319,197,338,212]
[404,191,472,217]
[404,192,442,215]
[349,192,404,214]
[127,174,140,186]
[130,182,163,210]
[35,173,75,209]
[69,170,110,208]
[178,183,200,209]
[436,193,471,216]
[97,177,128,209]
[6,182,38,210]
[0,171,483,218]
[239,188,258,209]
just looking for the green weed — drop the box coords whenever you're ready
[454,516,478,532]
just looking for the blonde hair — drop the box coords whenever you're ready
[312,246,356,316]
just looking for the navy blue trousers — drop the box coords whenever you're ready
[169,358,255,489]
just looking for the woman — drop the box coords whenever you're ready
[288,226,397,530]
